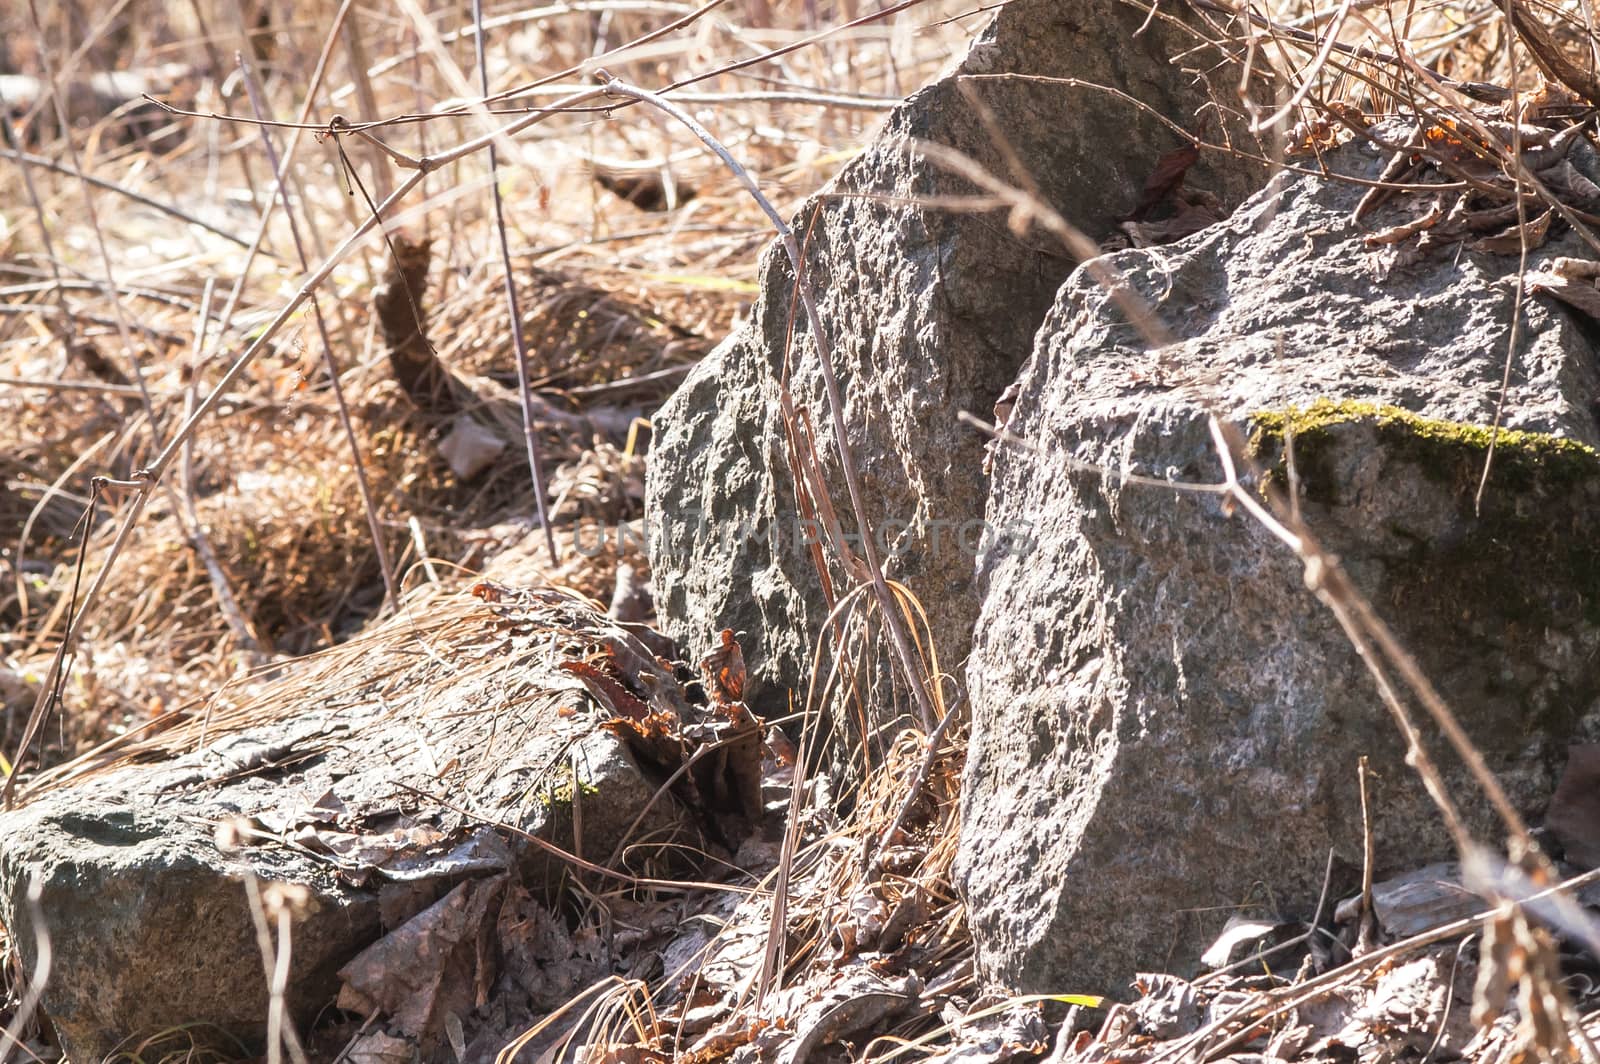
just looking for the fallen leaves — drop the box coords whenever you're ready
[1352,115,1600,270]
[1525,256,1600,318]
[338,875,508,1051]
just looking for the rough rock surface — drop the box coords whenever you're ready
[0,585,688,1061]
[646,0,1265,727]
[956,143,1600,995]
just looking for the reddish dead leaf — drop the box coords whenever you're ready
[601,712,698,796]
[682,1018,776,1064]
[1130,142,1200,221]
[590,1046,670,1064]
[600,710,681,743]
[1120,190,1225,247]
[561,659,652,721]
[700,629,747,709]
[469,579,511,603]
[1424,119,1464,146]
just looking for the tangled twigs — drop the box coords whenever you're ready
[1502,0,1600,105]
[1,173,419,801]
[471,0,558,564]
[864,704,963,882]
[0,877,49,1064]
[1,79,620,800]
[1149,865,1600,1064]
[595,70,944,734]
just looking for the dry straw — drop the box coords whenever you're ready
[7,0,1599,1058]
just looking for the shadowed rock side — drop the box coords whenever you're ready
[956,146,1600,995]
[0,792,382,1060]
[646,0,1266,734]
[0,586,691,1061]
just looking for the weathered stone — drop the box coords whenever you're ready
[1332,862,1481,937]
[0,585,689,1060]
[0,785,378,1061]
[957,144,1600,994]
[646,0,1265,728]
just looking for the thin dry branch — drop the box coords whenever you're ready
[470,0,558,564]
[0,878,49,1064]
[0,146,260,251]
[237,50,398,613]
[1504,0,1600,102]
[595,71,945,738]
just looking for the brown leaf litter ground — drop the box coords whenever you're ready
[5,0,1600,1061]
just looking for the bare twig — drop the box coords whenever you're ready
[237,51,398,614]
[0,146,261,251]
[597,71,944,733]
[171,279,263,654]
[1193,849,1339,985]
[1356,756,1378,953]
[0,166,422,806]
[471,0,558,565]
[0,85,73,334]
[865,704,962,881]
[326,1,697,100]
[0,877,50,1064]
[24,0,160,435]
[762,583,874,1005]
[1154,865,1600,1064]
[1502,0,1600,102]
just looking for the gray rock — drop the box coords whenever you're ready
[1332,862,1482,937]
[0,589,688,1060]
[0,790,377,1062]
[646,0,1266,730]
[957,146,1600,994]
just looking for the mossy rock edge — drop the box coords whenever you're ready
[1248,397,1600,632]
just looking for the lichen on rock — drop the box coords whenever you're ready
[957,137,1600,996]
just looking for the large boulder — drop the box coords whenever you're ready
[0,582,690,1060]
[956,143,1600,994]
[646,0,1265,730]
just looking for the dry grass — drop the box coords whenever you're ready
[0,7,980,1051]
[0,0,978,775]
[6,0,1600,1059]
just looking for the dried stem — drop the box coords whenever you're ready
[237,52,398,613]
[0,146,260,251]
[0,878,50,1064]
[0,168,422,806]
[172,280,263,655]
[471,0,558,564]
[597,71,943,734]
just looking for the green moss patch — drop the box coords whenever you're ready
[1250,398,1598,490]
[1247,397,1600,632]
[534,767,602,810]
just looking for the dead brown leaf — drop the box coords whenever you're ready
[1545,744,1600,868]
[337,874,508,1049]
